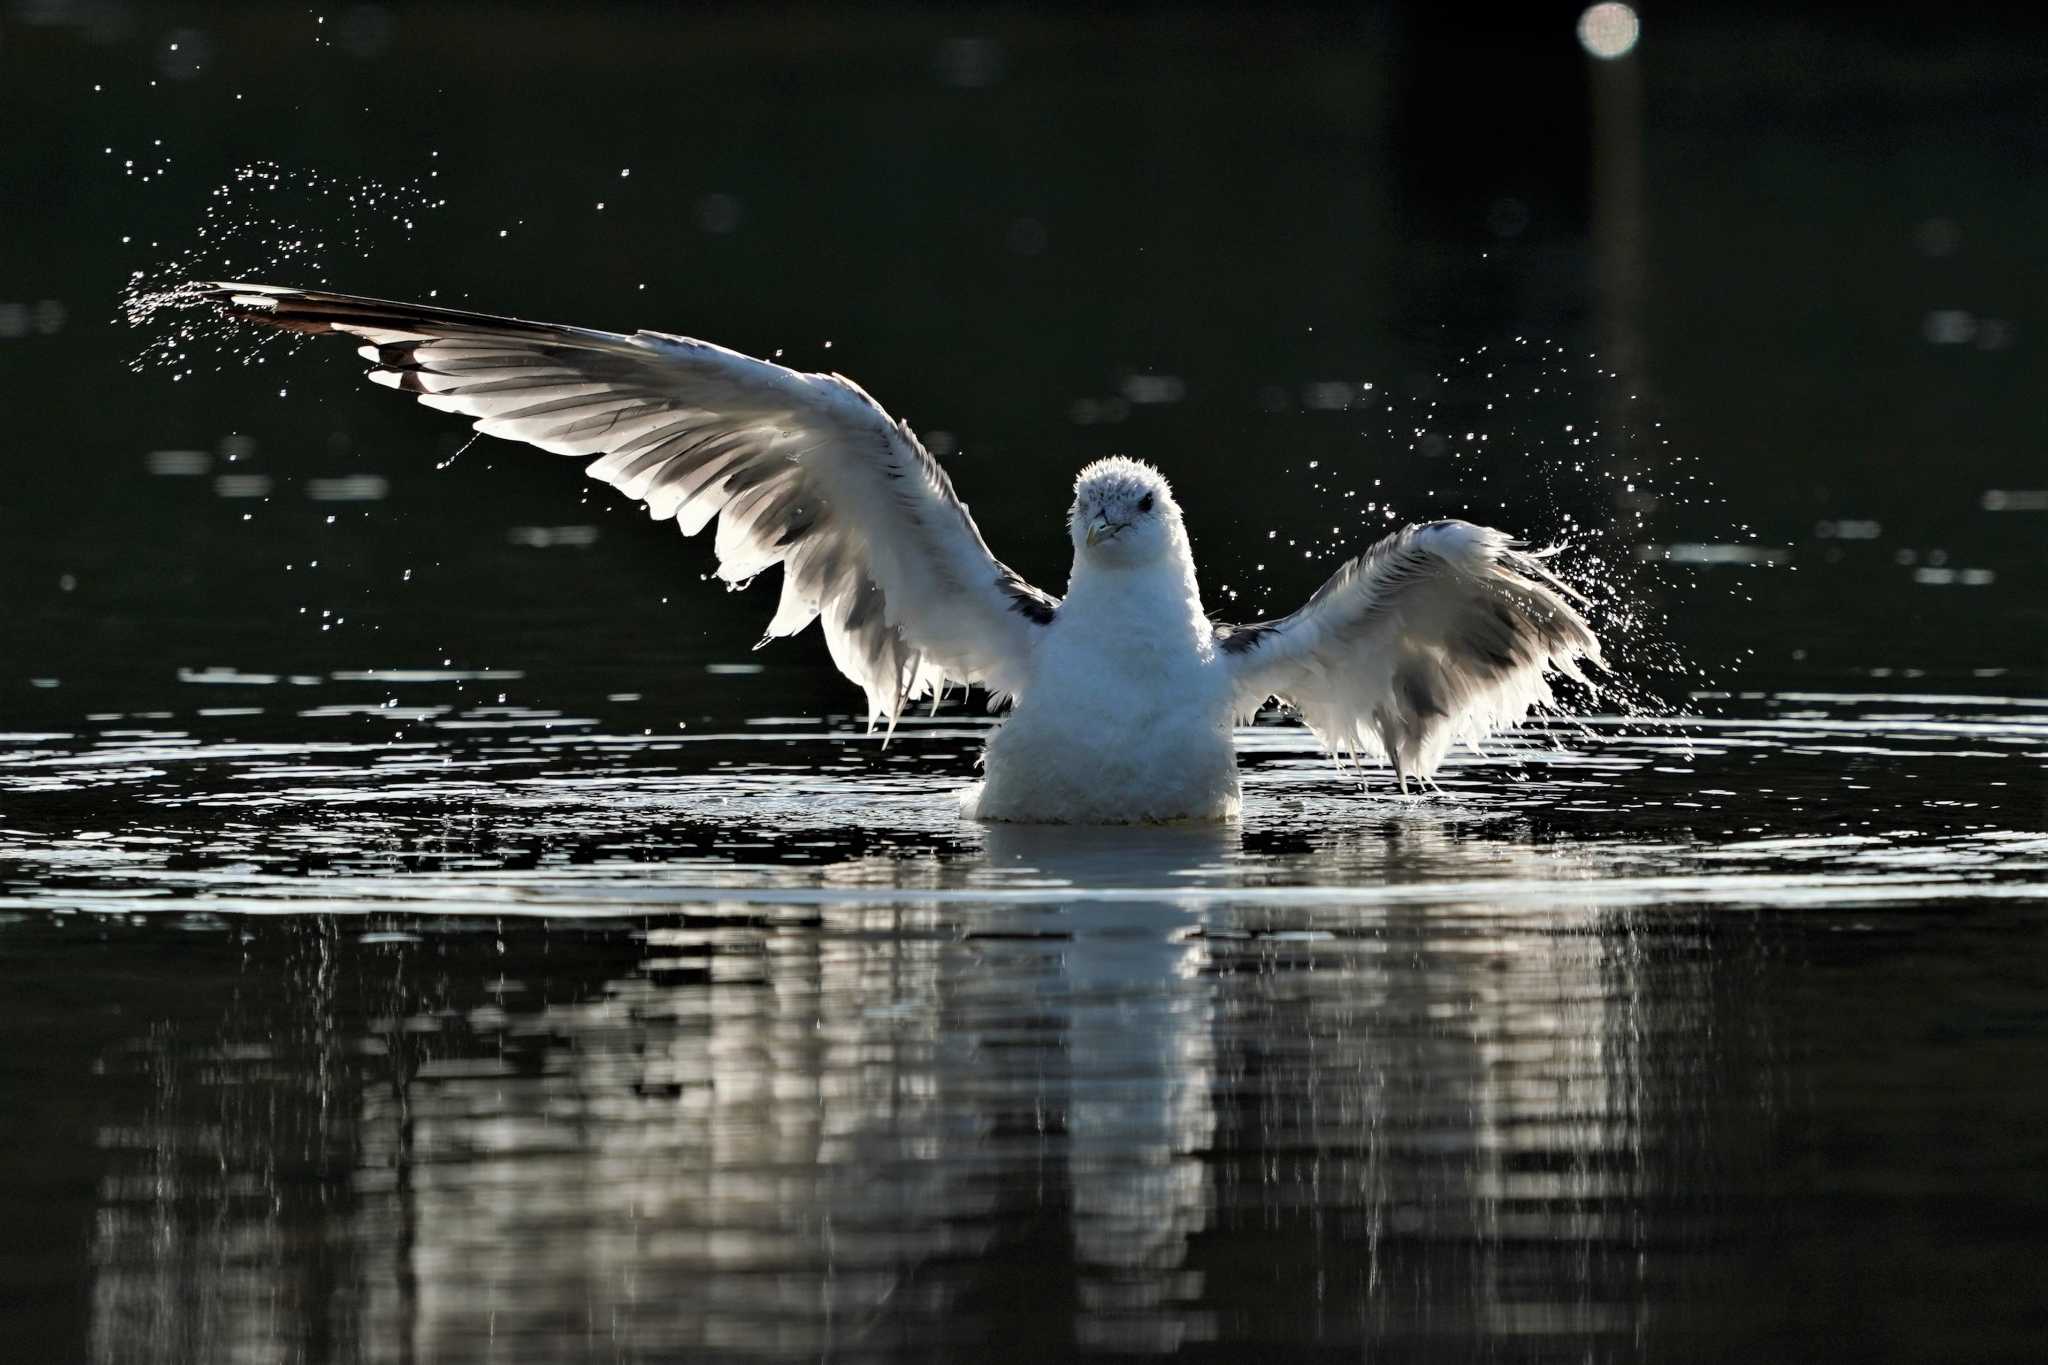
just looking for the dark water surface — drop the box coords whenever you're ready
[4,4,2046,1362]
[5,660,2044,1363]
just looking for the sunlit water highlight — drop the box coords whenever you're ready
[5,686,2041,916]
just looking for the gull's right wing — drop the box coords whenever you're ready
[194,283,1058,724]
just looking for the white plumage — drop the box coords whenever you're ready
[194,283,1601,823]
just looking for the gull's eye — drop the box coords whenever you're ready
[1138,493,1154,513]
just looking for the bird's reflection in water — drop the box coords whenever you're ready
[75,816,1772,1362]
[982,823,1229,1352]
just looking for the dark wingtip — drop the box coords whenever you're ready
[998,571,1058,625]
[185,282,573,342]
[187,282,344,336]
[1214,621,1276,655]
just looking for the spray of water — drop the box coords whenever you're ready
[121,160,443,377]
[1237,335,1759,740]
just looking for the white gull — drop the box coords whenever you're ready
[192,283,1600,823]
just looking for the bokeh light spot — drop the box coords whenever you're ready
[1577,3,1641,60]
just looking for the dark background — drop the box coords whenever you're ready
[2,1,2042,721]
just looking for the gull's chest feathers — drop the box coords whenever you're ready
[1032,569,1216,716]
[972,559,1241,823]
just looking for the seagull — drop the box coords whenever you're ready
[189,283,1601,823]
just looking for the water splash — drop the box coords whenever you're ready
[120,161,443,376]
[1242,335,1756,740]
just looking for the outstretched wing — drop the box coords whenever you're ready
[193,283,1057,725]
[1216,520,1599,783]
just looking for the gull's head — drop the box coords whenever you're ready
[1070,457,1181,565]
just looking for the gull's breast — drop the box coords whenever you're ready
[966,630,1239,824]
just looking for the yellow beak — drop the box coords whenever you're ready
[1086,517,1114,546]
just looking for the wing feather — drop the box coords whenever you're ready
[197,282,1055,722]
[1217,520,1599,782]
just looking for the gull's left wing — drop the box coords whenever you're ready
[191,283,1059,726]
[1215,520,1600,785]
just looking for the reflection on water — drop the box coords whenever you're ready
[57,852,1675,1359]
[42,853,2043,1362]
[2,681,2040,1361]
